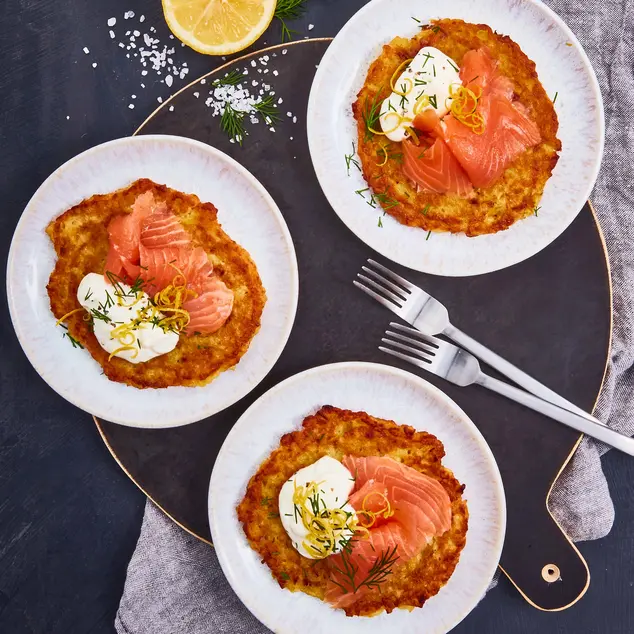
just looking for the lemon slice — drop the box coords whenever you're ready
[162,0,276,55]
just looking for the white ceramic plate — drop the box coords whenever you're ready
[209,362,505,634]
[307,0,604,276]
[7,135,298,428]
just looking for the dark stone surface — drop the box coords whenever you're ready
[0,0,632,632]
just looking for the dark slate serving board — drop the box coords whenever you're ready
[95,39,611,612]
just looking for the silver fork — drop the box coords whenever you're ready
[354,258,604,425]
[380,325,634,456]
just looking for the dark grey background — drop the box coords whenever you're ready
[1,1,632,632]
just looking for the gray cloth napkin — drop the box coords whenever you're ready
[115,1,634,631]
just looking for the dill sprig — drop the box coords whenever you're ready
[212,69,245,87]
[221,104,247,145]
[275,0,308,43]
[329,545,399,594]
[345,142,361,176]
[534,205,541,216]
[362,86,385,141]
[63,332,84,349]
[254,94,281,124]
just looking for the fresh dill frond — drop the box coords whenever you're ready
[212,69,245,87]
[220,104,247,145]
[372,191,399,209]
[553,91,558,104]
[534,205,541,216]
[63,332,84,349]
[275,0,308,43]
[378,216,383,228]
[421,204,430,215]
[426,230,432,241]
[254,94,281,124]
[344,142,361,176]
[362,86,385,141]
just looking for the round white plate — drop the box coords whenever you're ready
[209,362,505,634]
[307,0,604,276]
[7,135,298,428]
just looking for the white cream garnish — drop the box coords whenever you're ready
[77,272,178,363]
[278,456,357,559]
[379,46,460,142]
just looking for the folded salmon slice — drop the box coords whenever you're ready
[183,277,234,334]
[140,207,191,249]
[325,456,452,609]
[402,136,473,196]
[104,191,159,283]
[104,191,234,336]
[443,48,541,188]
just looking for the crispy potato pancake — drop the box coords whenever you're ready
[237,405,468,617]
[353,18,561,236]
[46,178,266,388]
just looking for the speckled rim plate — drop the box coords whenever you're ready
[6,135,298,428]
[307,0,604,276]
[209,362,506,634]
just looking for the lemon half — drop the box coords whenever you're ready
[162,0,277,56]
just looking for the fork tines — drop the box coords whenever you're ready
[353,259,413,315]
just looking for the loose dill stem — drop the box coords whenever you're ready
[212,69,245,87]
[220,104,247,145]
[274,0,308,43]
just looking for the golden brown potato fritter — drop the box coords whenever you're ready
[237,406,468,617]
[46,178,266,389]
[353,18,560,236]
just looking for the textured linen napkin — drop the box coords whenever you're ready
[115,1,634,632]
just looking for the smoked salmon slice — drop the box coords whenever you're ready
[104,191,158,282]
[140,207,191,249]
[325,456,452,608]
[443,48,541,188]
[402,136,473,195]
[183,277,234,334]
[104,191,234,336]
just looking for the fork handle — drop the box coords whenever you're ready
[477,373,634,456]
[444,324,606,425]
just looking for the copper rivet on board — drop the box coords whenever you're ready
[542,564,561,582]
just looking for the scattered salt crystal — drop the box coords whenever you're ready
[157,96,163,103]
[92,62,97,68]
[131,94,137,99]
[269,127,275,132]
[251,60,256,67]
[273,70,279,76]
[66,115,70,120]
[140,15,145,23]
[263,69,269,74]
[252,80,258,86]
[141,83,145,88]
[169,105,175,112]
[308,24,314,31]
[128,104,134,109]
[83,47,90,54]
[109,30,115,39]
[292,116,297,123]
[286,111,292,117]
[290,137,293,140]
[282,49,287,55]
[133,30,140,37]
[141,70,148,76]
[107,17,116,27]
[278,97,283,104]
[200,78,206,84]
[193,92,200,98]
[165,75,174,87]
[124,11,135,19]
[118,42,125,48]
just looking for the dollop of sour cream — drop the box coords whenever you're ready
[279,456,357,559]
[379,46,460,142]
[77,273,178,363]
